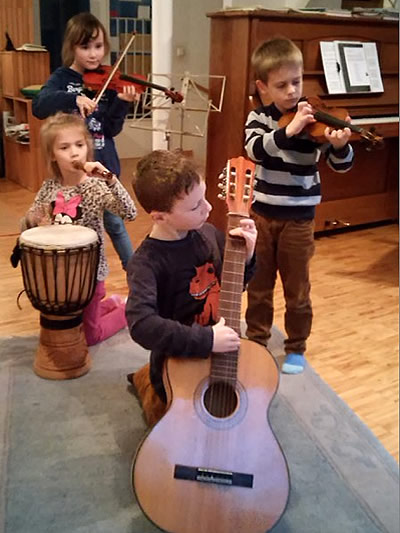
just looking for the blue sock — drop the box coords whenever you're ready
[282,353,305,374]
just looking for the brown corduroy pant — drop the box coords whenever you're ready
[245,212,315,355]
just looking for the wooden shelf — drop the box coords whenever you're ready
[1,51,50,192]
[0,51,49,97]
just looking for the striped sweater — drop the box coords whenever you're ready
[245,103,354,220]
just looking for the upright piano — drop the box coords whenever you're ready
[206,9,399,232]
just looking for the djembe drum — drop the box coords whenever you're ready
[19,225,99,379]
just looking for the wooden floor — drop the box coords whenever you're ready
[0,159,398,462]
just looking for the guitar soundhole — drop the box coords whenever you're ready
[203,381,238,418]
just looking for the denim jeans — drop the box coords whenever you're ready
[103,210,133,270]
[245,212,315,355]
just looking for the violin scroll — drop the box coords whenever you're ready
[358,127,384,151]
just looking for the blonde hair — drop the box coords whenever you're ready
[133,150,202,213]
[61,12,110,67]
[251,37,303,82]
[40,112,93,181]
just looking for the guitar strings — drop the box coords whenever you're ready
[215,219,245,418]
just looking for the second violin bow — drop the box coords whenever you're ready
[93,33,136,106]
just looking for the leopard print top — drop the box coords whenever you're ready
[24,177,137,280]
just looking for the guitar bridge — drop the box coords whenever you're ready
[174,464,253,488]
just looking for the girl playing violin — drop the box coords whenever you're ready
[33,12,137,271]
[23,112,137,345]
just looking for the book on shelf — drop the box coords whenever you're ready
[16,43,47,52]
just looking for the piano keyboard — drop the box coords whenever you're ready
[352,116,399,125]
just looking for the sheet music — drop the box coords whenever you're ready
[320,41,384,94]
[363,42,384,92]
[320,41,345,94]
[343,45,369,86]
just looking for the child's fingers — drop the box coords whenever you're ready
[84,161,110,176]
[239,218,256,231]
[118,86,138,102]
[229,227,245,238]
[76,95,97,117]
[229,219,257,239]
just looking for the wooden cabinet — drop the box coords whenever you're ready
[1,51,49,97]
[1,51,50,192]
[2,96,47,192]
[205,9,399,232]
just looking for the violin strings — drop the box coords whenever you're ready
[313,109,359,133]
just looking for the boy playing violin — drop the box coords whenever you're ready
[245,37,354,374]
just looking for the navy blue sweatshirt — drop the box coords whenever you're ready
[32,66,129,176]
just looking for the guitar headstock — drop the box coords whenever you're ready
[218,156,255,216]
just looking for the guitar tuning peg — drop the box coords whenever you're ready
[218,182,225,189]
[218,192,226,200]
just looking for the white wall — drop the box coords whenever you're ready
[33,0,41,44]
[169,0,222,162]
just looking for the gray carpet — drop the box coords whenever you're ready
[0,328,398,533]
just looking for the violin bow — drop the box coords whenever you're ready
[93,33,136,106]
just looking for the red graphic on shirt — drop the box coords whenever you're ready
[189,262,220,326]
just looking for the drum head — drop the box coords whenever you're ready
[19,225,98,249]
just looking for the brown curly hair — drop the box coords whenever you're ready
[133,150,202,213]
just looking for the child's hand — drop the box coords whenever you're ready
[83,162,117,185]
[229,218,257,263]
[212,317,240,353]
[324,116,352,150]
[76,94,97,118]
[117,85,140,102]
[285,101,316,138]
[24,204,52,229]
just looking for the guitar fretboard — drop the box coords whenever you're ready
[210,213,246,384]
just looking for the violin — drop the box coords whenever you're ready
[278,96,384,150]
[82,32,183,106]
[83,65,184,104]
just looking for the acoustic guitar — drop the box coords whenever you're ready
[132,156,290,533]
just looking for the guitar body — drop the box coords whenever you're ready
[132,338,290,533]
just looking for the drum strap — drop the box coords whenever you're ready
[40,315,82,330]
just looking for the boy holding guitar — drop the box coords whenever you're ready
[125,150,257,422]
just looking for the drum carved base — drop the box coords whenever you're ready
[34,320,91,380]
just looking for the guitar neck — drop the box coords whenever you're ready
[219,213,247,333]
[210,213,246,383]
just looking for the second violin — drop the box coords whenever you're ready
[83,65,184,104]
[278,96,384,149]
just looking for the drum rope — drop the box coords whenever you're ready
[16,289,27,310]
